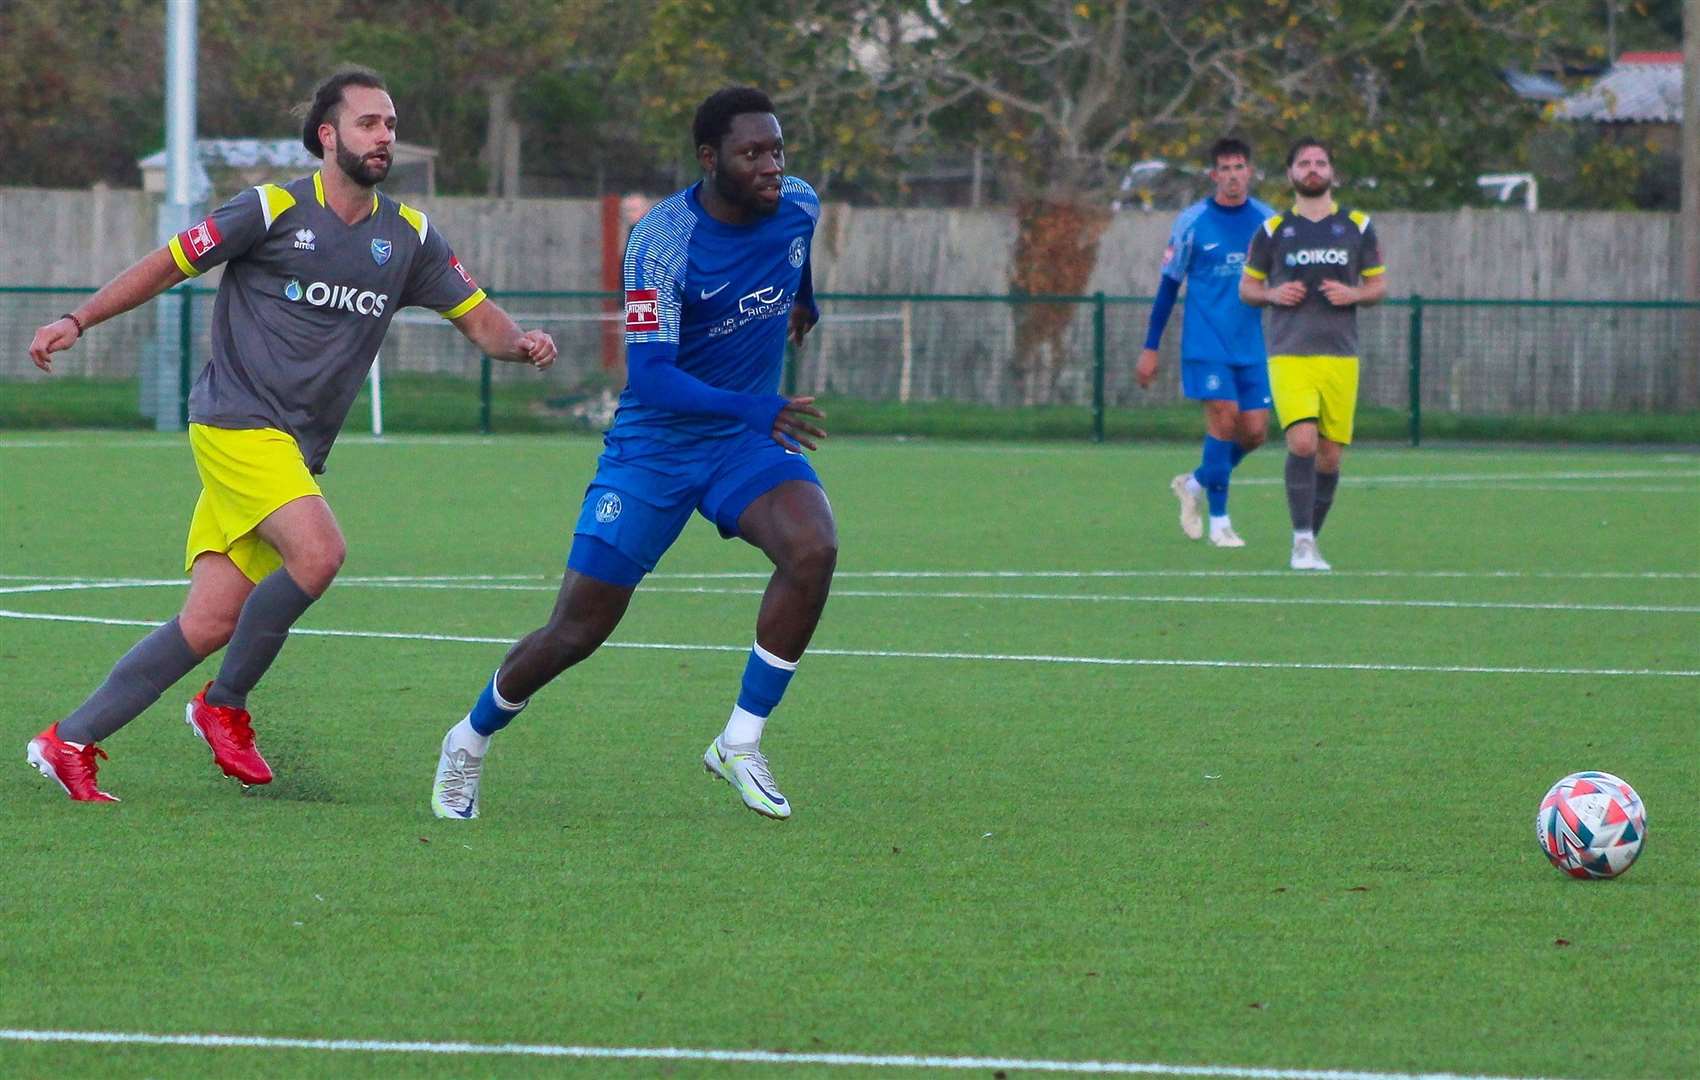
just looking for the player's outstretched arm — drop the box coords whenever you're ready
[450,301,557,369]
[28,247,187,372]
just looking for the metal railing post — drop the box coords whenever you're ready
[177,286,194,428]
[1407,295,1423,447]
[479,355,493,435]
[1091,291,1107,443]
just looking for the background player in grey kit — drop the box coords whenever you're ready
[1241,137,1387,571]
[23,67,558,802]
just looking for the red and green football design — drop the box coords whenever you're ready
[1536,771,1646,879]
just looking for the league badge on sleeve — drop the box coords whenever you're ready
[625,289,660,331]
[451,257,476,287]
[371,239,393,266]
[184,218,222,258]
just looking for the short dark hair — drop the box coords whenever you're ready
[1286,136,1332,168]
[1208,137,1251,166]
[301,67,388,157]
[692,86,775,153]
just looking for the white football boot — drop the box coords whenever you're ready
[1170,473,1205,540]
[1209,523,1246,548]
[703,736,790,820]
[431,732,484,820]
[1290,535,1332,571]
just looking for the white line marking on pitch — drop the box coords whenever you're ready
[2,609,1692,679]
[6,574,1693,608]
[0,1028,1567,1079]
[368,581,1700,615]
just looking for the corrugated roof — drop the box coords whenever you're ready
[1553,53,1682,122]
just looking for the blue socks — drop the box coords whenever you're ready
[1192,435,1238,517]
[723,643,799,745]
[467,669,527,737]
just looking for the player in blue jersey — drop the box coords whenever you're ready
[1135,138,1275,548]
[432,88,832,821]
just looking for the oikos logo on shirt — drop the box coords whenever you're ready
[283,278,389,317]
[1284,248,1350,268]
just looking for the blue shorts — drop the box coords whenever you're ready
[1181,359,1272,412]
[568,427,821,587]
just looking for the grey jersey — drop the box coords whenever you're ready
[1245,204,1385,358]
[171,172,485,472]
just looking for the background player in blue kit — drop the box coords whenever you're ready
[1135,138,1275,548]
[433,88,834,821]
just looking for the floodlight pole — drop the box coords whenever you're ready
[1683,0,1699,405]
[148,0,198,430]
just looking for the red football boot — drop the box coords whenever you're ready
[185,682,273,785]
[27,724,120,802]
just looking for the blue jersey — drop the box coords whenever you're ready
[1159,197,1273,366]
[618,177,819,445]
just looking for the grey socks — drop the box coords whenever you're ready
[1285,452,1317,532]
[58,617,203,744]
[1314,470,1340,535]
[206,569,317,709]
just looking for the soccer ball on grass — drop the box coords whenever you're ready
[1535,771,1645,879]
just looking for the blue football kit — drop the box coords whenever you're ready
[1149,195,1275,410]
[568,177,823,587]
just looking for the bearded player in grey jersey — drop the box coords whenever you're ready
[24,68,558,801]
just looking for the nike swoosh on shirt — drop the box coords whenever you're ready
[700,282,731,299]
[1203,243,1220,250]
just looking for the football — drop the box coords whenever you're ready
[1536,771,1646,879]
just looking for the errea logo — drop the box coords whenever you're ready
[283,278,390,317]
[293,228,316,251]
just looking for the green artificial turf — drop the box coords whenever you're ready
[0,432,1694,1078]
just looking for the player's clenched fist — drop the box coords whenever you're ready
[518,329,557,370]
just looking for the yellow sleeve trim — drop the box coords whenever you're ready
[397,203,428,243]
[1361,265,1386,277]
[442,289,487,320]
[167,234,201,277]
[1242,266,1268,281]
[1348,209,1371,232]
[1261,214,1284,237]
[312,171,327,207]
[256,183,297,229]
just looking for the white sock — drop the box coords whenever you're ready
[446,715,490,756]
[1293,529,1315,543]
[722,705,767,747]
[1184,475,1204,496]
[1210,514,1231,531]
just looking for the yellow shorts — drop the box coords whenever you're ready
[1269,355,1360,445]
[185,425,321,583]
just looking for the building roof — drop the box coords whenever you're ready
[1553,52,1683,122]
[1502,67,1568,102]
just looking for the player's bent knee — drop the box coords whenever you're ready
[784,533,838,586]
[179,611,237,655]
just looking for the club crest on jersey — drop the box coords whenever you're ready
[594,492,622,523]
[788,236,807,268]
[625,289,660,331]
[293,229,316,252]
[370,239,393,266]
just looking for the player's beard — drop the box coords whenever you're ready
[714,169,779,218]
[1292,173,1331,198]
[335,142,391,187]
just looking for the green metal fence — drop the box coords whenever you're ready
[3,286,1697,443]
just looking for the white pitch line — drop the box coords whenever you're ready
[5,578,1694,614]
[336,580,1699,615]
[0,1028,1567,1079]
[2,609,1693,679]
[5,568,1697,583]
